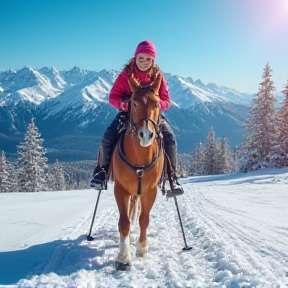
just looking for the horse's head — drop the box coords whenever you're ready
[128,72,162,147]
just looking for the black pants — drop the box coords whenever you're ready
[98,112,178,173]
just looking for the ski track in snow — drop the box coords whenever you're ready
[1,173,288,288]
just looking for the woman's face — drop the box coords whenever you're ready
[135,53,154,71]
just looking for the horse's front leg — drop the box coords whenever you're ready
[115,233,131,270]
[114,188,132,270]
[136,188,157,257]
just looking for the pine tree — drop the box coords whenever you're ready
[204,127,217,175]
[274,79,288,167]
[230,146,239,173]
[6,161,17,192]
[241,63,276,171]
[50,159,66,191]
[0,151,10,192]
[216,138,230,174]
[191,141,205,175]
[17,118,48,192]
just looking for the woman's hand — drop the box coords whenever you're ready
[119,100,129,111]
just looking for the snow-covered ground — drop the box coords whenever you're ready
[1,168,288,288]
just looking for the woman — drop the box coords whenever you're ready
[91,40,183,195]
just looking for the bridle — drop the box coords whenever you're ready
[128,84,161,136]
[117,83,163,195]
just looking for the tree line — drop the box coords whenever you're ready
[0,119,68,193]
[183,63,288,175]
[0,124,100,192]
[0,119,235,192]
[191,128,237,176]
[239,63,288,171]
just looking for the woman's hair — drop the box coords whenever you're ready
[123,58,160,80]
[123,58,135,70]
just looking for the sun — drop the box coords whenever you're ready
[284,0,288,11]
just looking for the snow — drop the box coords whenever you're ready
[1,66,254,110]
[1,168,288,287]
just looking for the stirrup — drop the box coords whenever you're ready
[166,178,184,197]
[166,188,184,198]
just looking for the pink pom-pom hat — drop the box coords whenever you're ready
[134,40,156,59]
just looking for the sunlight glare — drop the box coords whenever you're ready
[284,0,288,11]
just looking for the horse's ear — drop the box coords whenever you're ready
[151,72,162,94]
[128,73,140,92]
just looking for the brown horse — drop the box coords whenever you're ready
[111,71,164,271]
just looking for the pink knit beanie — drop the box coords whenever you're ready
[134,40,156,59]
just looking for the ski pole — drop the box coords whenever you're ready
[173,195,192,251]
[87,189,102,241]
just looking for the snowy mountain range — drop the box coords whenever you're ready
[0,66,256,162]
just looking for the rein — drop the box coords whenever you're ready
[129,117,161,136]
[118,133,162,196]
[128,84,161,135]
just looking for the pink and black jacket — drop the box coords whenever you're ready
[109,61,170,112]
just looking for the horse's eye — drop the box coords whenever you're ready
[133,102,137,108]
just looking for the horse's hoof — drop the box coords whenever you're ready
[115,261,131,271]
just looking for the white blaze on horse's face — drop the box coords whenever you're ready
[133,94,158,147]
[138,119,155,147]
[129,74,161,148]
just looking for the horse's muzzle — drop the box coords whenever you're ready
[138,126,155,147]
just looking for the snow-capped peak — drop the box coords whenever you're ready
[0,66,255,110]
[39,67,67,89]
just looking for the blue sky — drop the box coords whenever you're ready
[1,0,288,93]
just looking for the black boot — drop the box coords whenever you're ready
[169,176,184,196]
[161,117,184,196]
[90,165,108,189]
[165,145,184,196]
[90,143,112,190]
[90,115,120,189]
